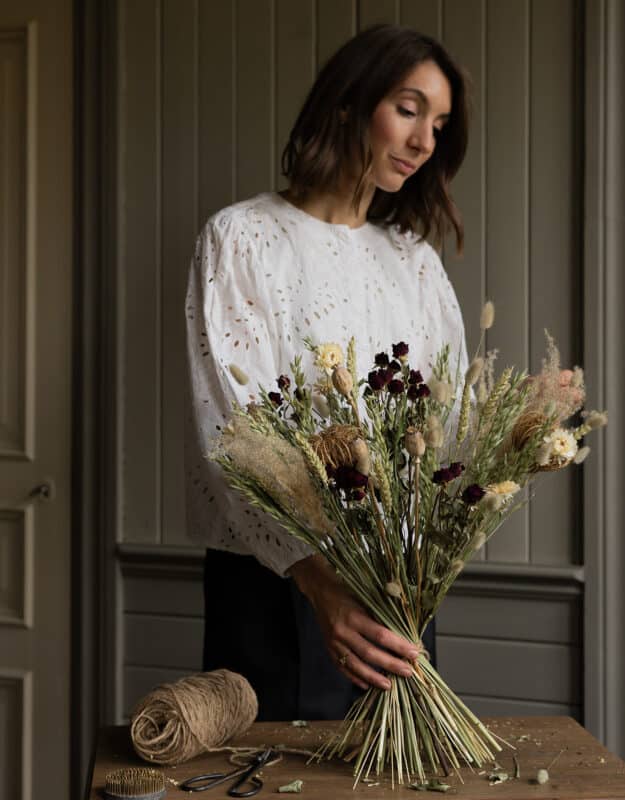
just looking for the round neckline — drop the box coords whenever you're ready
[271,191,372,235]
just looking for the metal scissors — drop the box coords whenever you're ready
[179,748,274,797]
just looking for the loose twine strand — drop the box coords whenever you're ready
[130,669,315,767]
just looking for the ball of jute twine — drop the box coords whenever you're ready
[130,669,259,766]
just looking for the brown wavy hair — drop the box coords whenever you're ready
[281,25,471,251]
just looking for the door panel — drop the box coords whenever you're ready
[0,2,72,798]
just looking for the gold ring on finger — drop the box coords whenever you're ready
[338,652,349,667]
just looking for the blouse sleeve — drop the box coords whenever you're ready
[184,212,315,577]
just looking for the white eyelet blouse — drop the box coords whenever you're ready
[184,191,470,576]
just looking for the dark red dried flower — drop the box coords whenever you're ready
[389,379,405,395]
[268,391,283,407]
[374,352,390,367]
[407,383,430,401]
[448,461,465,479]
[277,374,291,390]
[392,341,409,359]
[462,484,486,504]
[351,489,366,502]
[388,360,402,374]
[433,462,465,484]
[368,369,393,391]
[408,369,423,385]
[433,467,453,484]
[334,466,369,490]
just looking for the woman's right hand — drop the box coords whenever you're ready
[287,554,422,691]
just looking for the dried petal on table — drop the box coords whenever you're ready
[278,779,304,793]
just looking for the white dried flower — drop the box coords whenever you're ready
[480,300,495,330]
[229,364,249,385]
[540,428,578,465]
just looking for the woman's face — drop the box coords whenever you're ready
[367,59,452,192]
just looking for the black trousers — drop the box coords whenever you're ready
[202,549,436,721]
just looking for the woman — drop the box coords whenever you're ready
[185,24,471,721]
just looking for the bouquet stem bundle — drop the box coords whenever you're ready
[322,654,502,787]
[214,318,606,787]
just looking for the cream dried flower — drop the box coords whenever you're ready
[314,342,344,374]
[537,428,578,467]
[482,481,520,511]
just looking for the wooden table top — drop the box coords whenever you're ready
[88,717,625,799]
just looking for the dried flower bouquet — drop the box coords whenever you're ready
[213,302,606,788]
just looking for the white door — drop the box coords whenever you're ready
[0,1,72,798]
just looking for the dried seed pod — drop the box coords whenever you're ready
[385,581,402,598]
[349,438,370,476]
[404,426,426,458]
[332,365,354,397]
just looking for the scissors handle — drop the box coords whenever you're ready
[227,772,263,798]
[178,749,272,796]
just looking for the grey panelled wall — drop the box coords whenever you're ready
[114,0,585,722]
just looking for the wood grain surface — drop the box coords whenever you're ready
[88,717,625,799]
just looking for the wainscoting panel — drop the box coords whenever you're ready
[120,550,583,722]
